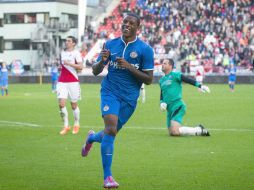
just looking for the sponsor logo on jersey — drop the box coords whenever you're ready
[109,61,139,70]
[162,80,172,86]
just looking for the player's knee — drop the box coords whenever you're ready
[105,127,117,136]
[59,103,65,108]
[71,103,77,110]
[169,128,180,136]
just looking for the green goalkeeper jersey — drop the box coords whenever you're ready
[159,71,183,105]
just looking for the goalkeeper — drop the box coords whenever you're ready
[159,58,210,136]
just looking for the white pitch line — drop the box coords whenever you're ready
[0,121,253,132]
[0,120,41,127]
[77,126,254,132]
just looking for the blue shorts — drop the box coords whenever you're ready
[229,75,236,82]
[0,78,8,87]
[101,90,136,131]
[51,73,58,81]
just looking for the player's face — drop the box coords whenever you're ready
[162,60,173,73]
[121,16,139,38]
[65,38,76,50]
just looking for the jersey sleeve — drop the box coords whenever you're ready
[142,45,154,71]
[181,74,201,87]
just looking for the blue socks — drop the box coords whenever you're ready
[101,134,115,179]
[88,130,104,143]
[1,89,4,96]
[87,131,115,179]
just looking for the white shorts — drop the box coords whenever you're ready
[196,76,203,83]
[56,82,81,102]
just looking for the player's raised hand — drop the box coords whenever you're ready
[101,43,110,62]
[116,57,131,69]
[200,85,210,93]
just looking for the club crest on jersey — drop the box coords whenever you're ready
[130,51,138,58]
[103,105,109,112]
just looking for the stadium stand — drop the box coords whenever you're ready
[83,0,253,74]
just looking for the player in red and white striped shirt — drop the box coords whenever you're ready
[57,36,83,135]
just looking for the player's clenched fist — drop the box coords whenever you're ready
[101,43,110,63]
[116,57,130,69]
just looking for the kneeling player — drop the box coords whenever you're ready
[159,59,210,136]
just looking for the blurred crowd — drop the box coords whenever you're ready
[81,0,254,73]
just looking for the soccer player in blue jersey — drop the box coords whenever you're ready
[51,61,58,93]
[0,62,9,96]
[81,13,154,188]
[228,63,236,92]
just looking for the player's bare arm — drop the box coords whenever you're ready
[92,44,110,76]
[63,60,83,70]
[116,57,153,85]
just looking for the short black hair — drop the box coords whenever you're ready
[165,58,174,67]
[66,35,77,44]
[126,12,140,26]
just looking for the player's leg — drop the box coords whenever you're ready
[102,114,118,178]
[1,86,4,96]
[5,86,8,95]
[228,80,232,91]
[100,100,136,188]
[100,95,120,188]
[52,79,56,93]
[169,121,203,136]
[5,79,9,95]
[69,82,81,134]
[231,81,235,91]
[51,79,54,92]
[231,76,236,92]
[100,95,121,188]
[168,104,210,136]
[59,98,70,135]
[71,101,80,134]
[1,80,4,96]
[57,82,70,135]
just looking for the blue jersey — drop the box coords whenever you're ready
[51,66,58,81]
[0,67,8,80]
[228,66,236,82]
[97,36,154,105]
[0,66,8,87]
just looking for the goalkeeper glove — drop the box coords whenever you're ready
[160,102,167,111]
[200,85,210,93]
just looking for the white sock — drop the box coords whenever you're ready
[60,107,69,127]
[141,89,145,103]
[73,107,80,126]
[179,126,202,136]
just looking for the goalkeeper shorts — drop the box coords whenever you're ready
[167,101,186,127]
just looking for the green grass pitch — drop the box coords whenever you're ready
[0,84,254,190]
